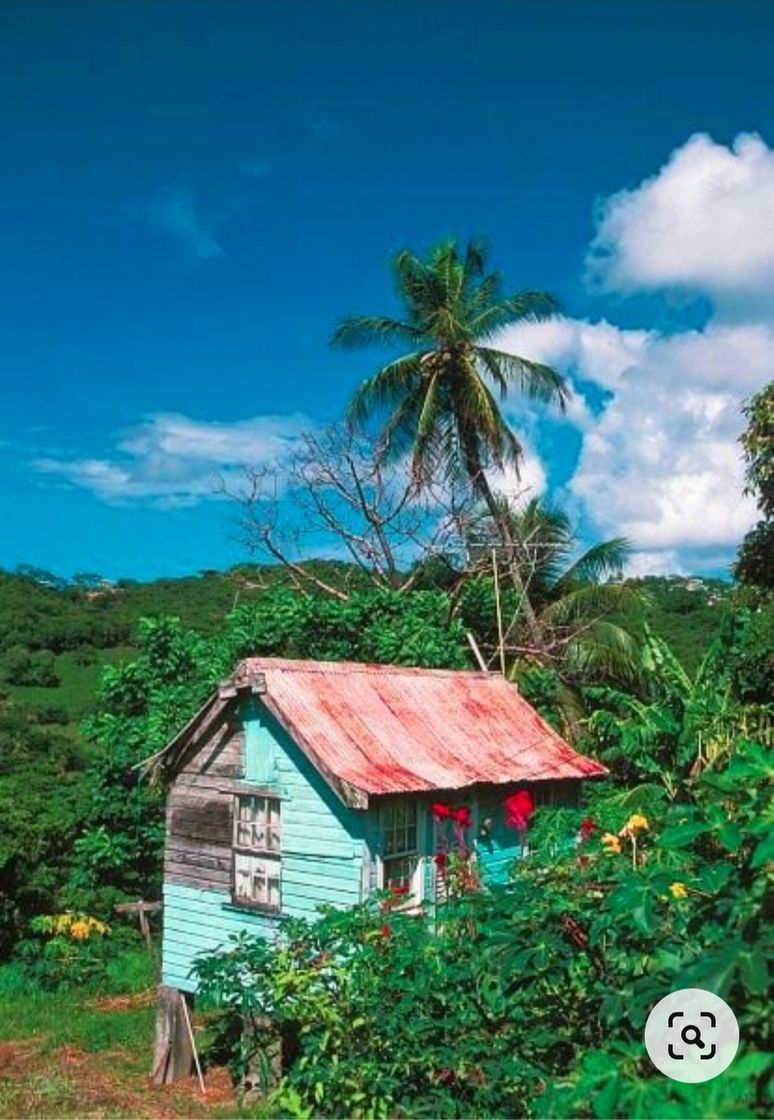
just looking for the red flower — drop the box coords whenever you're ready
[379,924,392,939]
[433,851,448,878]
[454,806,472,828]
[504,789,534,831]
[390,884,409,897]
[432,802,452,820]
[579,817,597,841]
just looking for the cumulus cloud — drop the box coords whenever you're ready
[496,316,765,560]
[487,132,774,573]
[587,132,774,305]
[569,351,757,552]
[35,412,310,508]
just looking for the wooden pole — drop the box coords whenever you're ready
[152,986,194,1085]
[492,549,506,676]
[114,900,161,962]
[466,632,489,673]
[181,994,206,1095]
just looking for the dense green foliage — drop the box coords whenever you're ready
[195,741,772,1118]
[585,619,757,794]
[735,382,774,590]
[0,562,749,957]
[0,702,88,954]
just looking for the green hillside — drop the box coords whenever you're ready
[0,565,730,737]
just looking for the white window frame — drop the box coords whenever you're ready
[232,793,282,913]
[379,799,424,905]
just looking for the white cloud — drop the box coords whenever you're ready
[489,441,547,504]
[35,412,310,508]
[489,132,774,572]
[587,132,774,305]
[494,316,769,561]
[626,550,685,578]
[140,183,225,260]
[570,364,757,551]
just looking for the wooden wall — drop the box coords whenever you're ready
[161,694,585,991]
[162,698,370,992]
[474,779,581,884]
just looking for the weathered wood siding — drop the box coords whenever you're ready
[162,699,368,992]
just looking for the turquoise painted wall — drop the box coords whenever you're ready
[473,789,524,886]
[163,881,274,993]
[162,700,369,992]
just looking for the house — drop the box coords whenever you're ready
[151,657,606,1081]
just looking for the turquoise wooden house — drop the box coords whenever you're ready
[151,657,605,1081]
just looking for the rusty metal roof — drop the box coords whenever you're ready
[234,658,606,801]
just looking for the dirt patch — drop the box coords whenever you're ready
[87,988,157,1012]
[0,1039,237,1118]
[0,1042,36,1078]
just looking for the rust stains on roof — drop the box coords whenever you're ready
[232,657,606,801]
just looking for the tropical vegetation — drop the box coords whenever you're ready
[0,239,770,1119]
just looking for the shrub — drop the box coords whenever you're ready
[19,911,115,990]
[195,739,772,1118]
[0,646,60,687]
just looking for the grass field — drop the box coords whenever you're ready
[7,647,135,726]
[0,954,238,1119]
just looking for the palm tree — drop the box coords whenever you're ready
[333,238,568,647]
[481,498,640,680]
[460,499,642,731]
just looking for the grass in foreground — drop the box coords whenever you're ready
[0,956,237,1119]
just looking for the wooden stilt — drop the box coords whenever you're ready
[152,985,194,1084]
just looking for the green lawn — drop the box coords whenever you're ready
[0,954,237,1118]
[7,647,135,728]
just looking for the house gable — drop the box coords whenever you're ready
[162,695,370,994]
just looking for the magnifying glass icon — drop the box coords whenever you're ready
[681,1024,705,1049]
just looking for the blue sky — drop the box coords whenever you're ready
[2,0,773,579]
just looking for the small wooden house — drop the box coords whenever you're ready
[152,658,605,1080]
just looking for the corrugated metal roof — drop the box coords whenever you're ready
[233,658,606,798]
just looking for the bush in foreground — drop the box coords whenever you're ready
[195,740,771,1119]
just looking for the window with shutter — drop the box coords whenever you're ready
[232,794,281,912]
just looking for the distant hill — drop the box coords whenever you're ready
[0,565,731,735]
[611,575,731,672]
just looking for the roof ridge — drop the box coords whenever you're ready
[239,656,495,678]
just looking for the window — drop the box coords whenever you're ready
[381,800,420,897]
[232,794,281,912]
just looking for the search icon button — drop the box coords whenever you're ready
[681,1024,705,1049]
[645,988,738,1083]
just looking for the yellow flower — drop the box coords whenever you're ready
[601,832,622,854]
[669,882,688,899]
[619,813,649,838]
[70,920,91,941]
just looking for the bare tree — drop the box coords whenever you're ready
[224,425,478,600]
